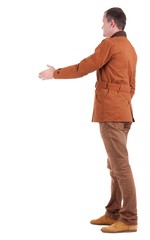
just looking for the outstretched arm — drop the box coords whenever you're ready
[38,40,112,80]
[38,65,55,80]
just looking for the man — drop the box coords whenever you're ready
[38,7,138,233]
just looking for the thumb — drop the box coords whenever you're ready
[47,64,51,68]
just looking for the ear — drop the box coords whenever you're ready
[110,19,115,28]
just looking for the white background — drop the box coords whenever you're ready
[0,0,149,239]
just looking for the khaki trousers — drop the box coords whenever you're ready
[99,122,137,225]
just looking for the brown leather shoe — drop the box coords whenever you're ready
[101,221,137,233]
[90,215,116,225]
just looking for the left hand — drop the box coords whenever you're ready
[38,65,55,80]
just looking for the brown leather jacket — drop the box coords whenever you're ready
[53,31,137,122]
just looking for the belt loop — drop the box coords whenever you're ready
[107,82,110,93]
[117,84,121,93]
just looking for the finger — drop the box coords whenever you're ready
[38,73,45,79]
[39,71,44,75]
[47,64,52,68]
[38,73,43,78]
[39,70,46,76]
[39,75,46,80]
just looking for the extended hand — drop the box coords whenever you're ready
[38,65,55,80]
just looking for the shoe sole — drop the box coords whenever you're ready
[101,229,137,233]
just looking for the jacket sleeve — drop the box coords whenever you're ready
[53,39,114,79]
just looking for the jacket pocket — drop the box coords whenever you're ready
[117,91,131,103]
[95,88,109,100]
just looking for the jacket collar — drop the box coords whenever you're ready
[111,31,127,38]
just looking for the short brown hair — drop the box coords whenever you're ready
[105,7,126,30]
